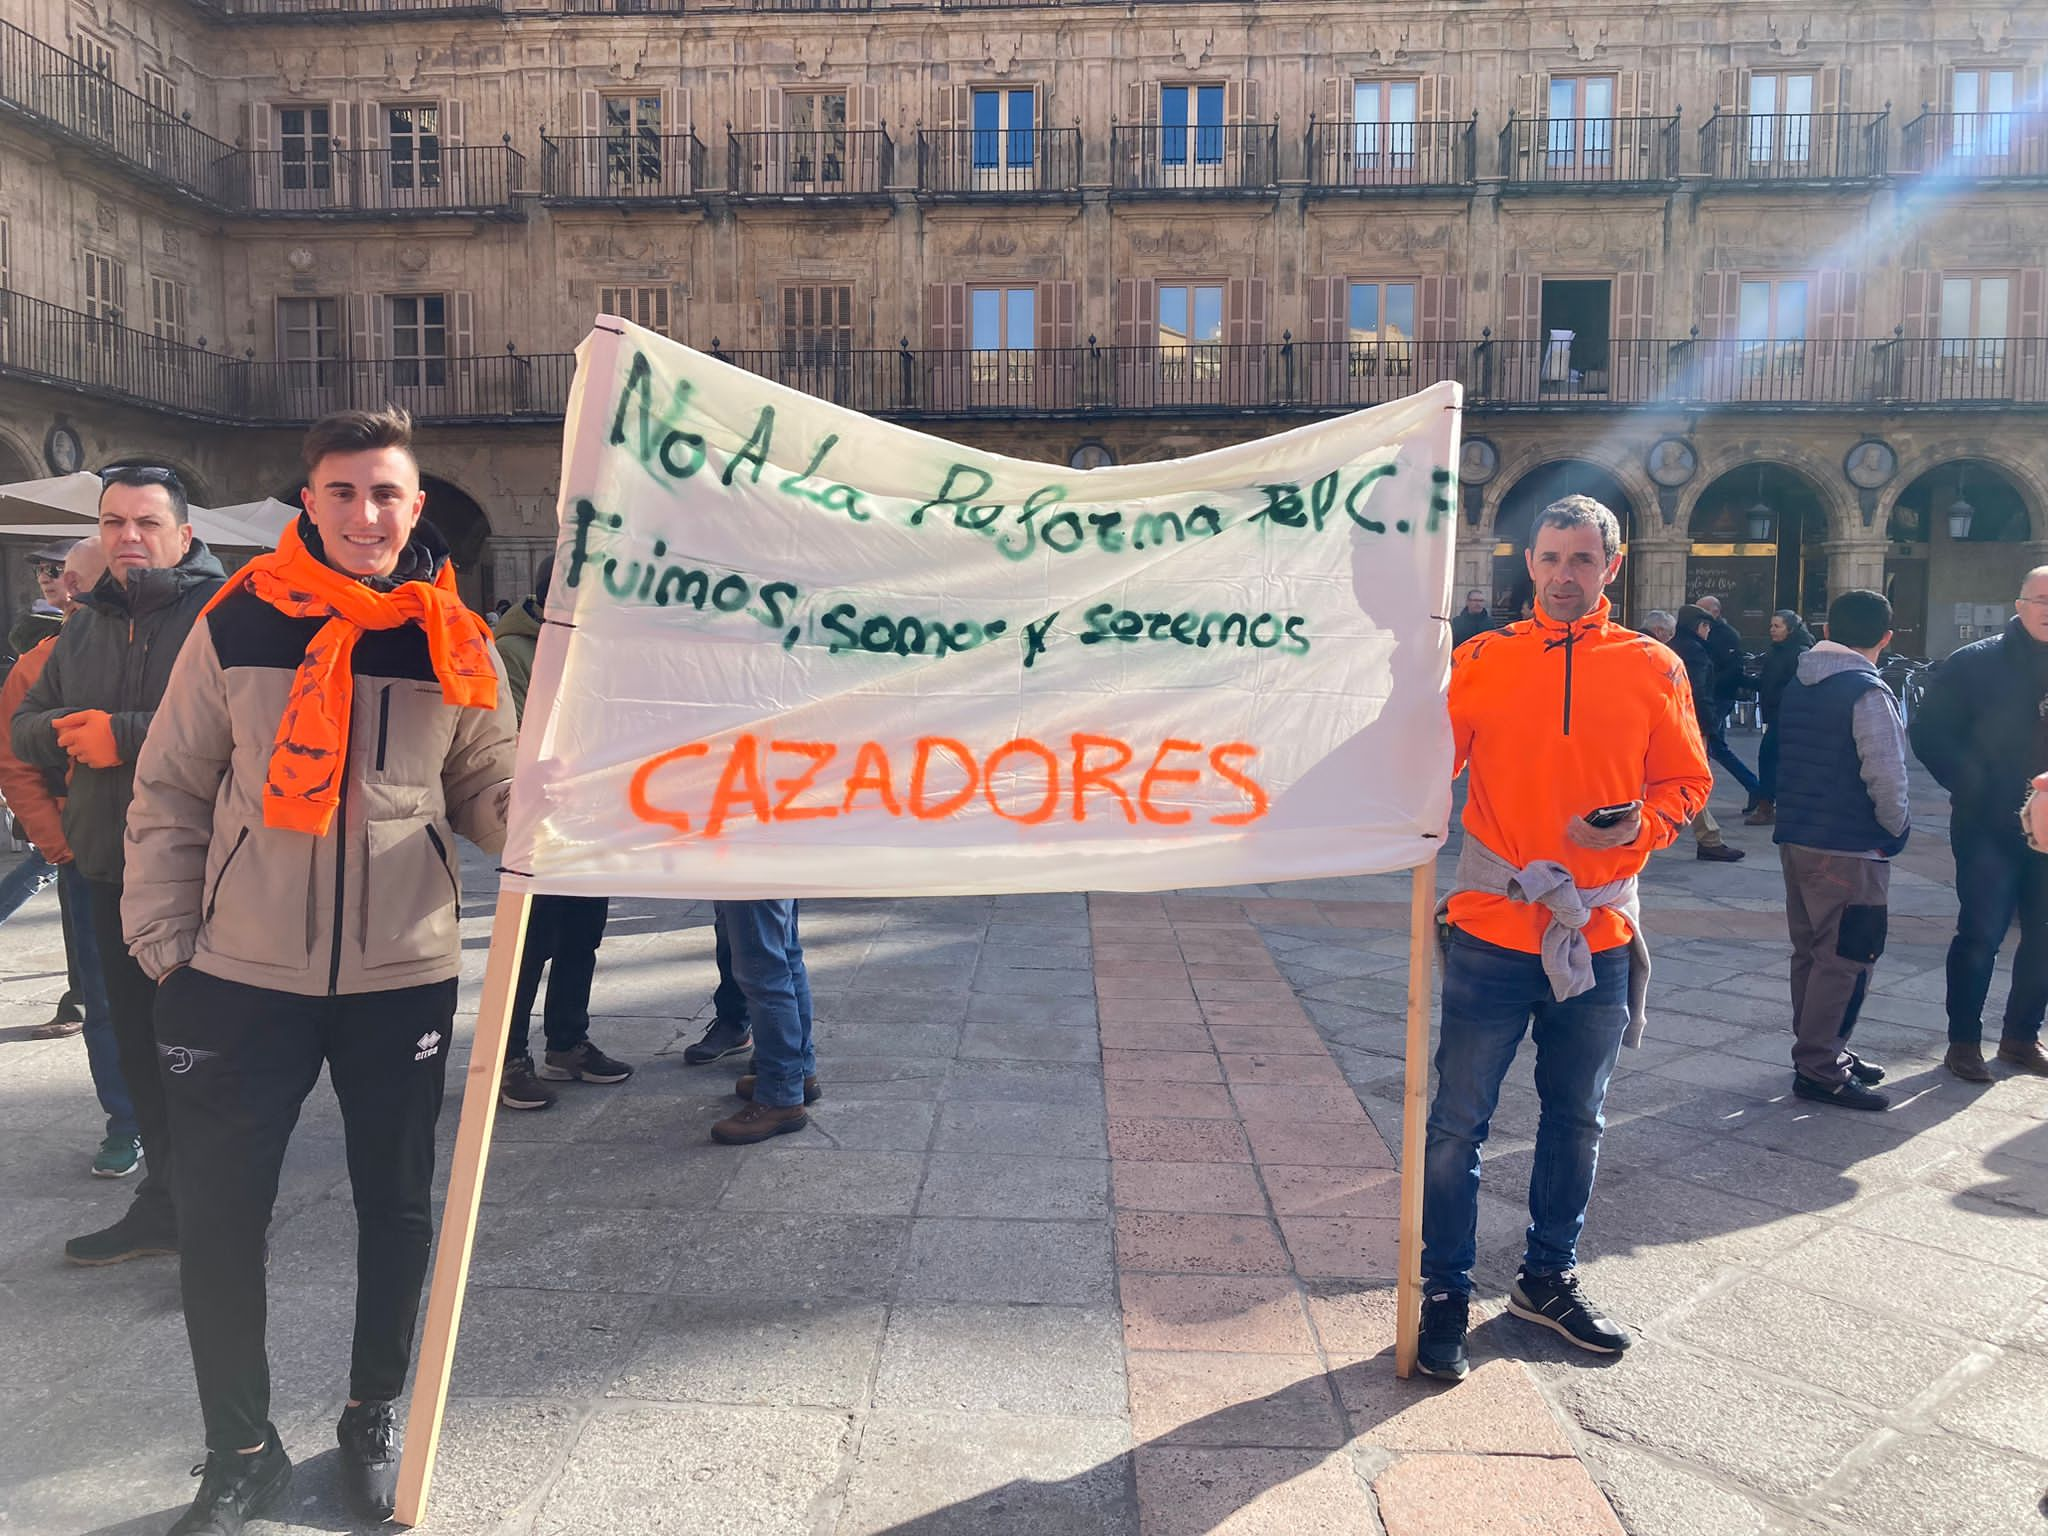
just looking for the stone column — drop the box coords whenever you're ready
[1628,529,1691,618]
[1822,535,1889,603]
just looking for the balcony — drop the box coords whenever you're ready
[1499,115,1681,187]
[0,18,236,206]
[0,288,246,419]
[1307,117,1477,192]
[189,0,502,16]
[726,129,893,200]
[541,132,706,202]
[1698,110,1889,183]
[226,351,578,424]
[1110,123,1279,196]
[915,128,1081,198]
[1902,111,2048,182]
[220,145,526,217]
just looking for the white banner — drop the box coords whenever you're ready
[502,321,1459,897]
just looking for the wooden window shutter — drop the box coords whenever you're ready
[1224,277,1248,345]
[1616,72,1643,120]
[1125,80,1156,124]
[1700,271,1740,338]
[1243,78,1262,124]
[1715,69,1741,113]
[1319,76,1342,126]
[1816,68,1843,118]
[325,98,348,148]
[857,82,879,131]
[346,292,377,360]
[443,100,466,145]
[1246,277,1267,343]
[743,86,764,134]
[1036,279,1077,348]
[2018,269,2044,338]
[1502,272,1542,341]
[935,84,965,135]
[1037,279,1078,407]
[1306,275,1339,343]
[1115,278,1156,346]
[1900,270,1940,337]
[923,283,966,351]
[361,101,385,150]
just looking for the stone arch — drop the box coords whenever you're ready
[1490,457,1644,622]
[1679,440,1857,540]
[1479,442,1655,541]
[1880,441,2046,542]
[1682,460,1835,640]
[0,423,40,483]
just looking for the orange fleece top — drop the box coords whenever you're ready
[0,635,70,861]
[1447,597,1712,955]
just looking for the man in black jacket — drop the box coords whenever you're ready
[1910,567,2048,1081]
[11,466,225,1265]
[1663,608,1746,863]
[1450,589,1499,647]
[1695,594,1765,809]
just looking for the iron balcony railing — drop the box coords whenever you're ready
[7,293,2047,421]
[1500,114,1681,185]
[1111,123,1280,193]
[1902,110,2048,180]
[219,144,526,214]
[541,132,706,200]
[559,0,689,12]
[196,0,502,16]
[915,127,1082,196]
[1308,116,1477,190]
[0,18,236,204]
[727,129,893,197]
[1698,110,1889,181]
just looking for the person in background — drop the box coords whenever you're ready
[0,540,141,1177]
[707,899,819,1144]
[1910,566,2048,1082]
[1694,594,1767,814]
[1746,609,1816,827]
[1772,590,1909,1111]
[1656,608,1746,863]
[492,557,633,1111]
[123,406,517,1531]
[1419,496,1711,1381]
[4,537,72,662]
[12,467,225,1265]
[1450,589,1499,647]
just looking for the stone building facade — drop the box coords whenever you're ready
[2,0,2044,654]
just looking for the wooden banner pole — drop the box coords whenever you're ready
[393,883,532,1526]
[1393,857,1437,1379]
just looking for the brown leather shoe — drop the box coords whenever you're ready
[1945,1043,1994,1083]
[712,1102,810,1145]
[735,1074,822,1104]
[1743,800,1775,826]
[1995,1038,2048,1077]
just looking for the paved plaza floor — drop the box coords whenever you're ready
[1,747,2043,1535]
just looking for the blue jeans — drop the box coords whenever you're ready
[713,900,814,1107]
[1946,822,2048,1046]
[60,863,137,1140]
[0,848,58,924]
[1421,928,1630,1296]
[1707,714,1763,801]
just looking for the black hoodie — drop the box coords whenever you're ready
[1910,616,2048,838]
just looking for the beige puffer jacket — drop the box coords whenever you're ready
[122,577,516,997]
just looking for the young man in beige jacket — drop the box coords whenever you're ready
[123,408,515,1535]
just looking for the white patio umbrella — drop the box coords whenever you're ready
[0,473,101,528]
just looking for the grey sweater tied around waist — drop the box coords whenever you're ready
[1436,835,1653,1048]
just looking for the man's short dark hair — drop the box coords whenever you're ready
[1675,604,1712,634]
[1828,589,1892,650]
[97,465,189,525]
[1530,494,1622,563]
[302,406,417,476]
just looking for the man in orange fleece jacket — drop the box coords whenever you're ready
[1416,494,1711,1381]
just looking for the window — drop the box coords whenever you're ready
[148,277,189,346]
[1738,277,1808,374]
[83,252,124,324]
[786,91,848,186]
[1952,70,2017,160]
[779,283,853,364]
[278,106,334,192]
[971,88,1035,171]
[1547,76,1615,169]
[73,33,115,140]
[1747,73,1814,164]
[1940,274,2011,369]
[1161,84,1225,168]
[1346,280,1417,376]
[388,294,447,387]
[969,286,1035,389]
[1351,80,1418,167]
[386,105,442,192]
[279,297,340,385]
[599,285,671,337]
[143,68,176,119]
[1158,283,1223,381]
[602,93,663,188]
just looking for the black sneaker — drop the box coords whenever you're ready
[1844,1053,1887,1086]
[63,1206,178,1266]
[1793,1074,1891,1112]
[167,1430,291,1536]
[540,1040,634,1084]
[1507,1269,1631,1354]
[1695,842,1747,863]
[683,1016,753,1065]
[337,1400,400,1522]
[499,1054,558,1111]
[1415,1290,1471,1381]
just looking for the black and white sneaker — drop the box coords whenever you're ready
[1415,1290,1471,1381]
[1507,1269,1631,1354]
[683,1016,753,1065]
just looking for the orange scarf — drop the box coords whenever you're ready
[204,520,498,835]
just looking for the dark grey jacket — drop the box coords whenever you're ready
[1910,617,2048,839]
[10,541,227,883]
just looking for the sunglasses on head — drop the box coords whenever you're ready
[97,465,184,491]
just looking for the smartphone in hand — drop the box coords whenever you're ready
[1585,800,1642,829]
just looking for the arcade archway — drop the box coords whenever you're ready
[1685,464,1829,645]
[1886,458,2033,657]
[1492,460,1638,623]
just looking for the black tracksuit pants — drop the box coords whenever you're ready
[156,967,454,1453]
[86,880,176,1235]
[506,894,609,1059]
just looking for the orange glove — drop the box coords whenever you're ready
[52,710,122,769]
